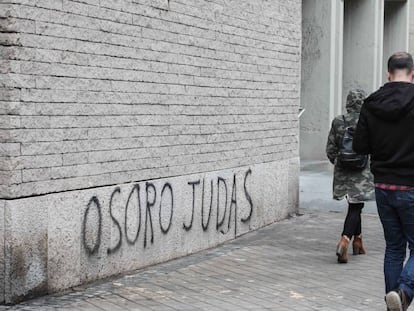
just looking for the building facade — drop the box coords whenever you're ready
[301,0,410,160]
[0,0,301,303]
[410,0,414,53]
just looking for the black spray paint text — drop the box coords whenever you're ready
[82,169,253,256]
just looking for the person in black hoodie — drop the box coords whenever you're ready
[354,51,414,311]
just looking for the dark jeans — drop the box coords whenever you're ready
[342,202,364,239]
[376,188,414,302]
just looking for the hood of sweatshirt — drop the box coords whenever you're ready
[345,89,366,113]
[364,82,414,121]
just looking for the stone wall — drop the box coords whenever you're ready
[0,0,301,303]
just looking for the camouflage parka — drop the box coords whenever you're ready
[326,89,374,202]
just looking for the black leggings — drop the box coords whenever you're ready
[342,202,364,239]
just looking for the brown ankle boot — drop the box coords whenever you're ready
[336,236,349,263]
[352,235,366,255]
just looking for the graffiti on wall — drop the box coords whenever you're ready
[82,169,253,256]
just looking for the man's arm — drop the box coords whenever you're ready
[326,119,338,164]
[353,105,371,155]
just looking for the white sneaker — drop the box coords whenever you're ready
[385,289,407,311]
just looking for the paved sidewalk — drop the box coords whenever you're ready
[2,210,392,311]
[300,161,378,214]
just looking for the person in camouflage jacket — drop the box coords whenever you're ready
[326,89,374,264]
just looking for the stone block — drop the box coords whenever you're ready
[47,192,81,292]
[4,198,48,303]
[0,200,4,304]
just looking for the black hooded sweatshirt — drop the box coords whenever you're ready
[353,82,414,186]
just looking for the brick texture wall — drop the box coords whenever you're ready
[0,0,301,199]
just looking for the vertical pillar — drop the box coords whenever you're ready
[410,0,414,53]
[383,0,409,82]
[330,0,344,122]
[300,0,343,160]
[342,0,384,103]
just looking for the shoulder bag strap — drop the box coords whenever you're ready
[342,115,348,128]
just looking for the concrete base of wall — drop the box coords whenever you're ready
[0,158,299,304]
